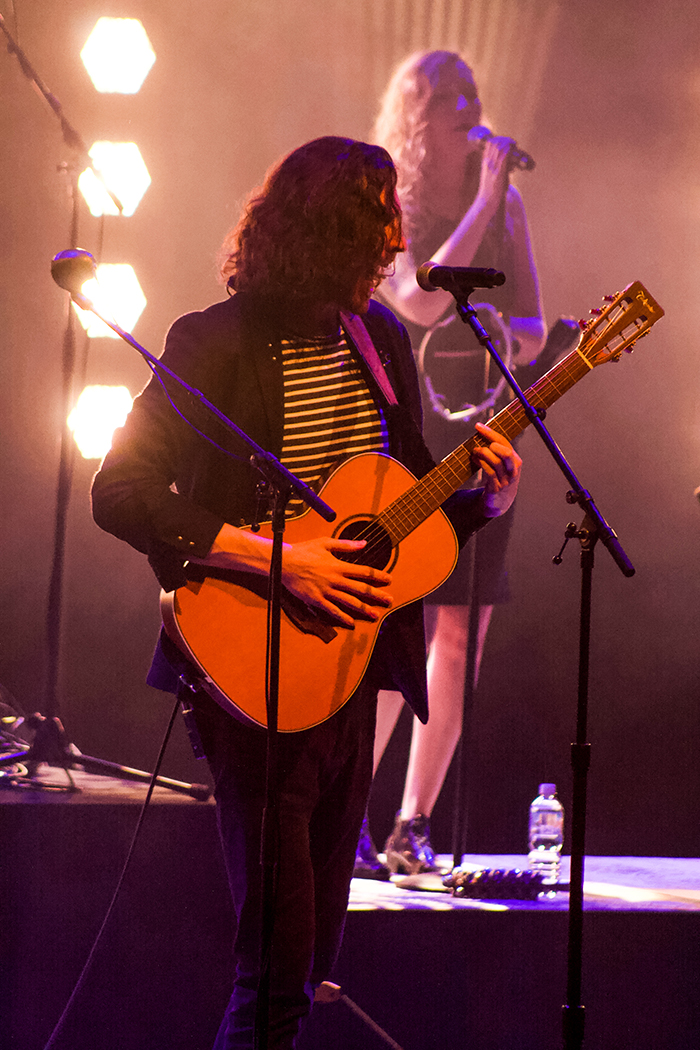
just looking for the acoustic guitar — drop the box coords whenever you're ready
[161,282,663,732]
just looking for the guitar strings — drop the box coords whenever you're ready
[342,345,596,567]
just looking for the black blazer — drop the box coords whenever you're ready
[92,293,488,723]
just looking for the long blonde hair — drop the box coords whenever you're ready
[372,50,475,254]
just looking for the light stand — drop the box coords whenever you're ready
[0,17,216,798]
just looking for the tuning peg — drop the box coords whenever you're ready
[602,294,617,302]
[578,318,589,329]
[623,332,647,354]
[589,307,603,315]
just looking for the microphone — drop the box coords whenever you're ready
[467,124,535,171]
[51,248,97,298]
[416,261,506,294]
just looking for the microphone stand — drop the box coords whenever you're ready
[52,279,336,1050]
[450,421,485,868]
[449,201,507,872]
[448,286,634,1050]
[450,316,580,867]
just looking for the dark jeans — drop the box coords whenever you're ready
[193,678,378,1050]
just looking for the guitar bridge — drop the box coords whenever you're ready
[281,592,338,643]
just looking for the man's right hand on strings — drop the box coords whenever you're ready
[193,526,393,629]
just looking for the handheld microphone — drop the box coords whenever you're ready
[416,262,506,294]
[467,125,535,171]
[51,248,97,297]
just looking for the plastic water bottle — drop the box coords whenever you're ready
[527,783,564,886]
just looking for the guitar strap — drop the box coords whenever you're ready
[340,309,432,470]
[339,311,398,407]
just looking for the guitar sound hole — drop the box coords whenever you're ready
[335,519,393,571]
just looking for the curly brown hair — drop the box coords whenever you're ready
[220,137,401,305]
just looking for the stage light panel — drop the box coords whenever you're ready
[68,385,133,460]
[72,264,147,339]
[78,142,151,217]
[81,18,155,94]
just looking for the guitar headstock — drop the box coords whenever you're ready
[577,281,664,367]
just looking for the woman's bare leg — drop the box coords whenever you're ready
[400,603,493,820]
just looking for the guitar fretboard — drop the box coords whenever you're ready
[379,348,592,544]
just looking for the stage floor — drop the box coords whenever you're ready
[350,854,700,912]
[3,769,699,1050]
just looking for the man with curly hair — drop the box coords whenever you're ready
[91,136,521,1049]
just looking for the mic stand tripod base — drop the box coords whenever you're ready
[73,752,212,801]
[0,713,211,800]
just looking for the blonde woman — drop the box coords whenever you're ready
[358,50,545,876]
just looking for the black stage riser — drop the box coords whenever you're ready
[3,797,697,1050]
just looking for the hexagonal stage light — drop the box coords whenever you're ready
[79,142,151,217]
[80,18,155,94]
[73,264,147,339]
[68,385,133,459]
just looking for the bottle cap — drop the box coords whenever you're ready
[539,783,557,797]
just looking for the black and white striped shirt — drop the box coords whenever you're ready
[279,331,389,516]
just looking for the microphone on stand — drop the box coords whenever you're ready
[416,261,506,294]
[467,124,536,171]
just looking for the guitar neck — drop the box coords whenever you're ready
[380,345,591,544]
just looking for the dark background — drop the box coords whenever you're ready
[1,0,699,857]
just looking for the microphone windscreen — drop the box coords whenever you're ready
[51,249,96,295]
[466,125,493,147]
[416,262,438,292]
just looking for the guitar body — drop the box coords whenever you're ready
[161,452,459,732]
